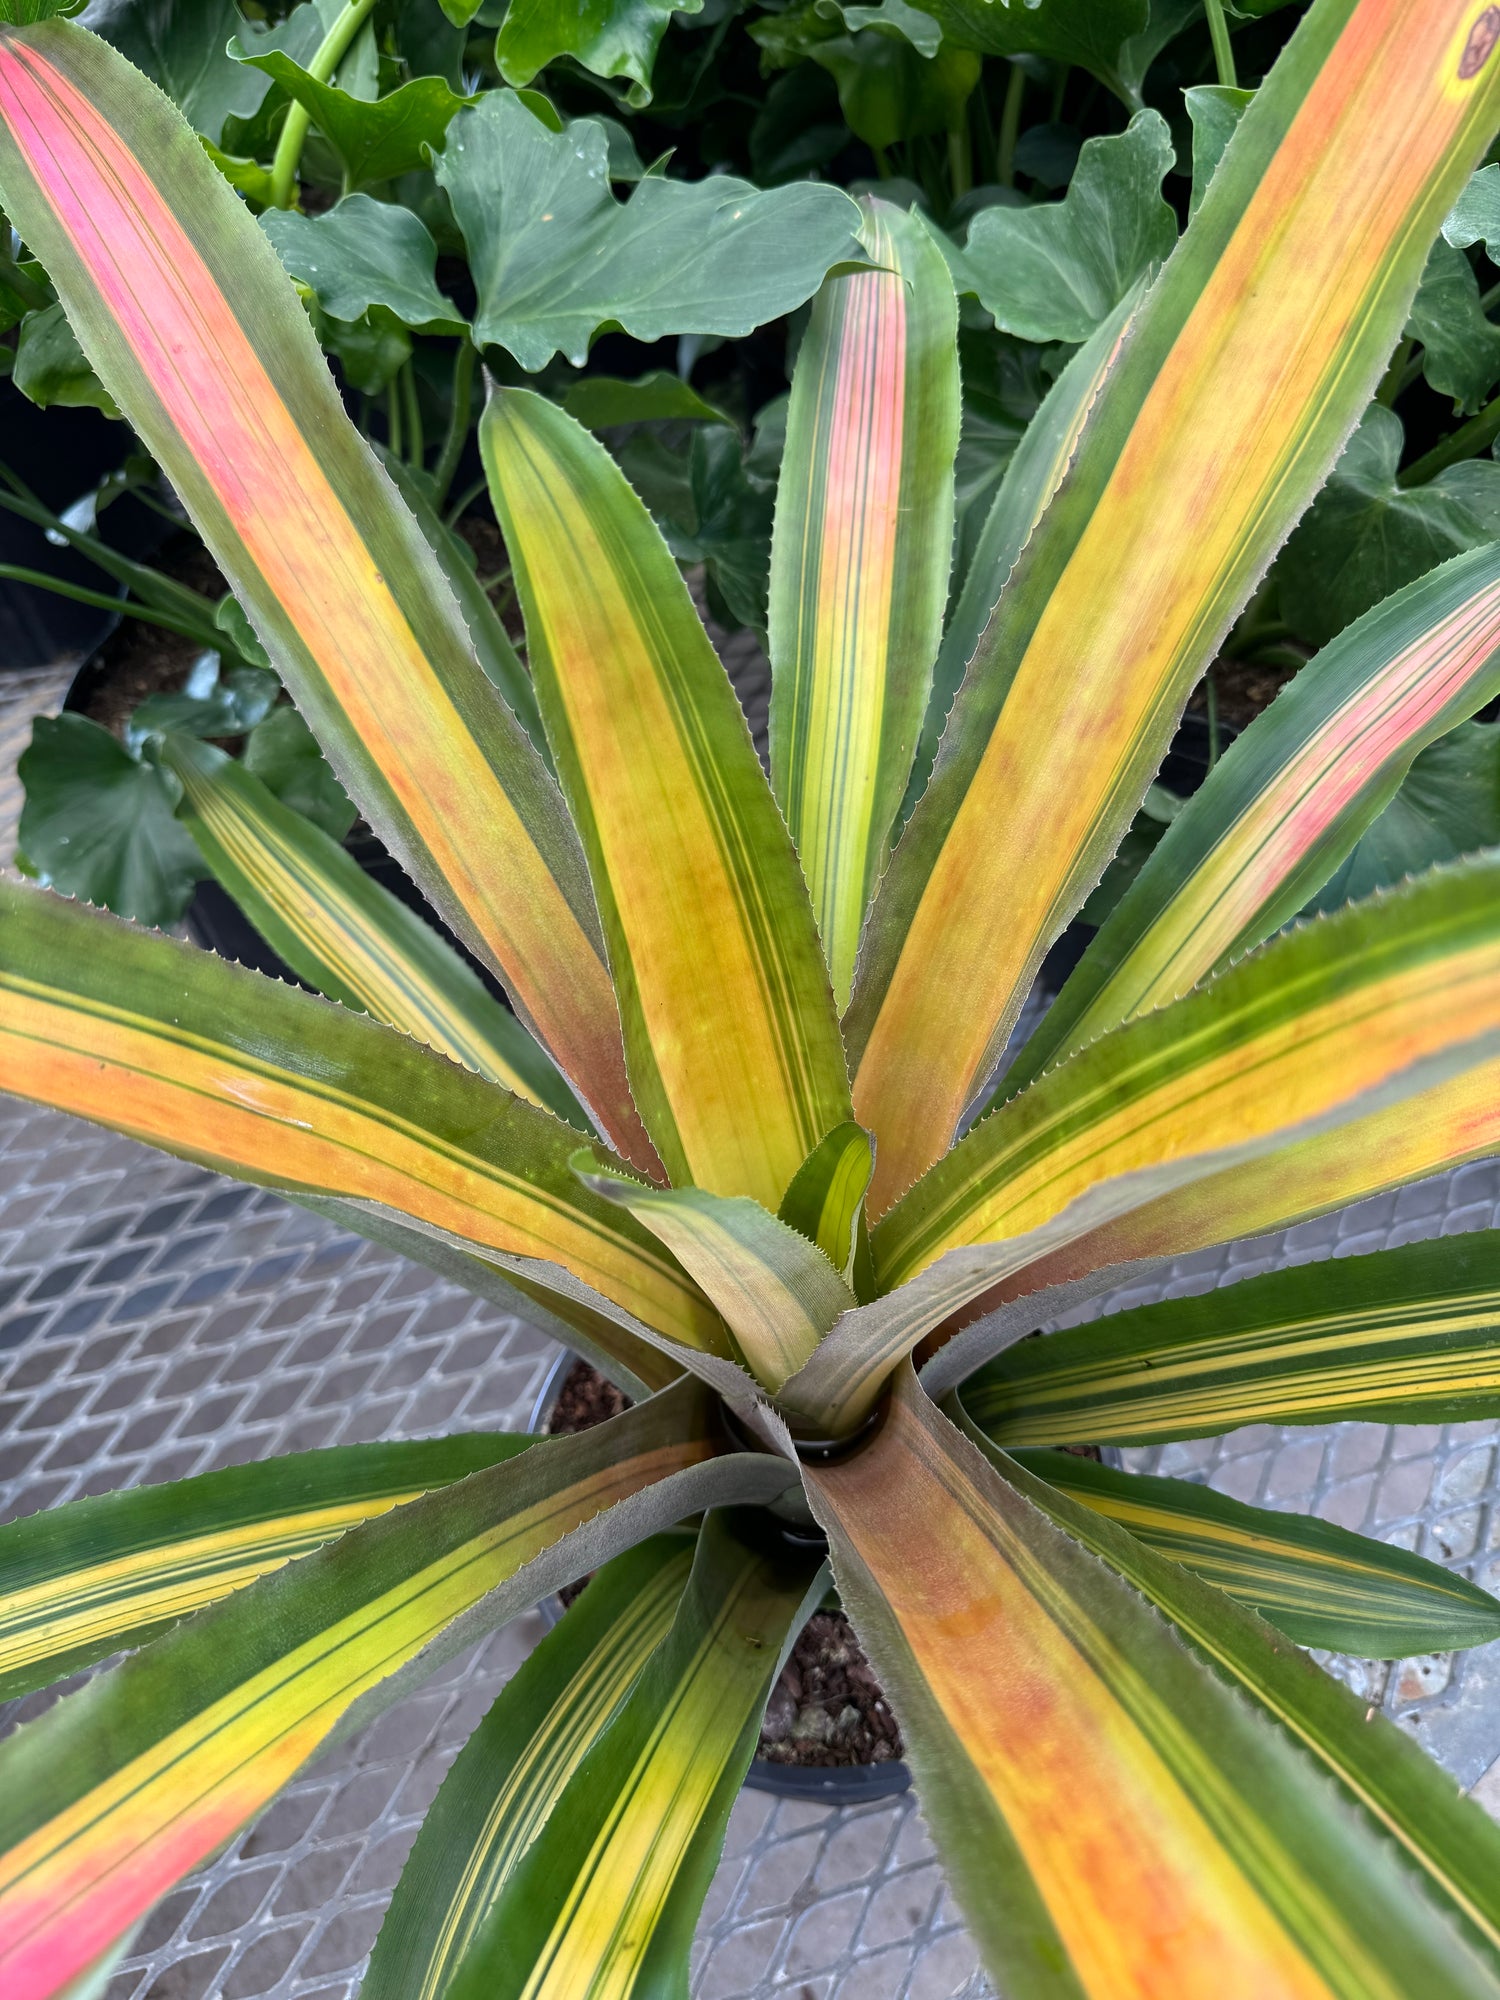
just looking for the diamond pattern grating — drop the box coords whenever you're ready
[7,1090,1500,2000]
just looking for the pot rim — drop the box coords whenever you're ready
[527,1347,912,1801]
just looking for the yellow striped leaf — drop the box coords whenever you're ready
[364,1533,695,2000]
[0,1381,798,2000]
[448,1511,823,2000]
[0,17,656,1169]
[806,1365,1500,2000]
[480,386,853,1209]
[0,882,722,1359]
[786,855,1500,1431]
[0,1435,534,1703]
[948,1056,1500,1397]
[1013,1448,1500,1656]
[966,1415,1500,1975]
[777,1118,875,1295]
[901,285,1140,831]
[160,733,586,1125]
[577,1158,856,1389]
[967,1230,1500,1445]
[1016,543,1500,1086]
[879,856,1500,1287]
[768,197,958,1004]
[845,0,1500,1213]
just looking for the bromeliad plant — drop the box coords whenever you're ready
[17,3,1500,1996]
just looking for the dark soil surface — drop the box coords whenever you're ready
[759,1611,903,1767]
[1188,655,1305,732]
[77,534,226,735]
[546,1357,631,1435]
[545,1358,904,1767]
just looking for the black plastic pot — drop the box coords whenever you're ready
[0,381,166,672]
[527,1352,912,1803]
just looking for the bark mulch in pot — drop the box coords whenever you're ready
[544,1357,904,1767]
[1189,654,1305,731]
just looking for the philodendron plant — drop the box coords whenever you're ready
[17,2,1500,1995]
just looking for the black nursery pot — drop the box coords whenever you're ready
[0,381,166,672]
[527,1353,913,1805]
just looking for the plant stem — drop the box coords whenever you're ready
[0,566,217,642]
[269,0,379,210]
[444,471,488,528]
[998,63,1023,187]
[1375,337,1413,406]
[386,376,403,459]
[1204,0,1237,87]
[871,143,892,180]
[947,107,972,201]
[401,361,424,469]
[432,341,475,506]
[1399,392,1500,486]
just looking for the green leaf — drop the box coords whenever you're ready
[12,300,118,415]
[959,1408,1500,1977]
[1278,403,1500,647]
[261,196,464,332]
[908,293,1137,828]
[212,591,271,668]
[162,731,589,1123]
[959,109,1177,343]
[1444,160,1500,260]
[80,0,271,145]
[0,1431,534,1701]
[777,1120,875,1293]
[0,1380,793,1994]
[960,1228,1500,1446]
[1304,718,1500,915]
[659,424,776,635]
[827,0,942,52]
[434,90,863,370]
[1184,82,1254,216]
[577,1158,856,1388]
[17,712,203,926]
[231,47,474,189]
[495,0,704,108]
[894,0,1160,102]
[363,1532,695,2000]
[448,1512,823,2000]
[807,1367,1500,2000]
[311,301,412,395]
[1015,1448,1500,1656]
[0,878,725,1363]
[482,387,854,1207]
[1015,542,1500,1087]
[1405,238,1500,413]
[769,196,959,1004]
[130,662,279,744]
[377,447,549,761]
[240,704,356,841]
[945,327,1040,600]
[561,369,735,430]
[808,32,979,152]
